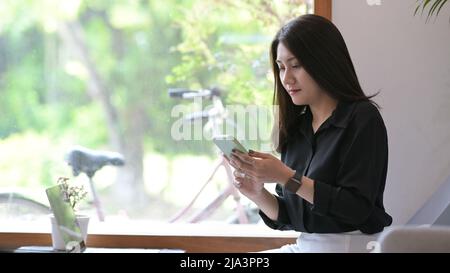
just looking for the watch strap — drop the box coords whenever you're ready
[284,171,303,193]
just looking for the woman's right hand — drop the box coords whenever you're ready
[223,155,264,199]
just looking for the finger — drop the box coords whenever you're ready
[233,180,242,188]
[230,154,247,169]
[230,157,244,170]
[231,158,253,174]
[235,176,245,184]
[233,170,246,178]
[222,153,230,162]
[230,155,262,178]
[232,148,247,155]
[236,176,252,184]
[244,172,258,182]
[231,156,258,176]
[244,169,259,179]
[228,159,239,169]
[231,151,255,165]
[248,150,272,159]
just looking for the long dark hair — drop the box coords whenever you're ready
[271,14,377,152]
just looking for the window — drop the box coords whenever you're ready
[0,0,330,243]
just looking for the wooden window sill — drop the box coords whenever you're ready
[0,220,298,253]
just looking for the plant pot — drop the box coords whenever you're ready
[49,214,90,251]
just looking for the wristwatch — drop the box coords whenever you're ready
[284,171,303,193]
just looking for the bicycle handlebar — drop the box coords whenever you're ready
[169,87,225,124]
[168,87,222,99]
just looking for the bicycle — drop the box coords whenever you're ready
[65,145,125,221]
[167,87,259,224]
[0,192,50,217]
[0,146,125,221]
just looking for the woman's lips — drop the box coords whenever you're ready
[288,89,301,95]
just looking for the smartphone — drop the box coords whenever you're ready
[213,135,248,159]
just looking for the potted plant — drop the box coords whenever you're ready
[50,177,89,250]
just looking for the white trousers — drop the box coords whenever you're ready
[262,231,381,253]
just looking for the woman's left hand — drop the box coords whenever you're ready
[229,150,294,183]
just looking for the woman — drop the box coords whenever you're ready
[228,14,392,253]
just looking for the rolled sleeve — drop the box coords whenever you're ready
[259,195,293,230]
[311,180,334,216]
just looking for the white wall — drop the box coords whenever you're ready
[332,0,450,224]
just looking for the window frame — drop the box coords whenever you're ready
[315,0,332,20]
[0,231,297,253]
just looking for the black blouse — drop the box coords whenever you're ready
[259,101,393,234]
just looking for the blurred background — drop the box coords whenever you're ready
[0,0,312,224]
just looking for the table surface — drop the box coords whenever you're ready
[8,245,185,253]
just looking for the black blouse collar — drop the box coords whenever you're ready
[300,101,357,129]
[329,101,357,129]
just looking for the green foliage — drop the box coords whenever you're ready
[62,104,108,147]
[0,132,70,189]
[0,0,310,188]
[0,0,308,153]
[165,0,308,156]
[0,29,44,136]
[415,0,449,22]
[168,0,309,106]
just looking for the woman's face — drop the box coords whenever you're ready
[276,42,324,106]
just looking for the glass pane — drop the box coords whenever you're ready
[0,0,311,228]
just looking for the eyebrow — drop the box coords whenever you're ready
[276,57,297,64]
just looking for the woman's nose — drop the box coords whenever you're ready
[282,69,295,85]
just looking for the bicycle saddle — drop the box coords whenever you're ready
[66,146,125,178]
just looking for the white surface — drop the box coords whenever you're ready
[332,0,450,225]
[14,246,183,253]
[1,217,300,238]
